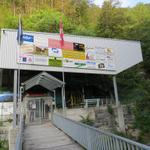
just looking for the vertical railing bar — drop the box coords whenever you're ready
[112,137,117,150]
[98,132,103,150]
[105,135,109,150]
[101,134,105,150]
[102,134,106,150]
[116,138,120,150]
[106,135,111,150]
[127,143,131,150]
[96,132,100,150]
[103,135,107,150]
[109,136,114,150]
[119,139,124,150]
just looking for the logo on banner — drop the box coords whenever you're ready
[22,34,34,43]
[19,55,33,64]
[48,48,62,58]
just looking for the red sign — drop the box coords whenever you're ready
[48,39,73,50]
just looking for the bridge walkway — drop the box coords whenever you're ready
[23,122,83,150]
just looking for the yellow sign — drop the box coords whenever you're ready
[62,50,85,60]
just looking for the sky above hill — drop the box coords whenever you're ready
[94,0,150,7]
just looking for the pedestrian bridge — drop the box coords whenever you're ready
[23,122,83,150]
[16,113,150,150]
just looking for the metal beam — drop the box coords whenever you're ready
[13,70,17,128]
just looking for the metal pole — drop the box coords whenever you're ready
[54,90,56,109]
[0,69,3,87]
[82,86,85,102]
[1,103,3,124]
[113,76,125,132]
[19,86,22,127]
[113,76,119,106]
[62,66,66,110]
[13,70,18,128]
[61,87,65,110]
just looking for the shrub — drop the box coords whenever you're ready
[80,114,94,126]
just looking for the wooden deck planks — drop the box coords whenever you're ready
[23,123,83,150]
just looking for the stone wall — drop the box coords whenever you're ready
[94,106,116,131]
[56,105,135,133]
[55,107,95,121]
[0,127,8,140]
[94,105,135,132]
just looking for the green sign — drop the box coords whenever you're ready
[48,57,62,67]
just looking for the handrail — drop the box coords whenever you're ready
[84,98,100,108]
[52,113,150,150]
[84,98,114,108]
[15,116,24,150]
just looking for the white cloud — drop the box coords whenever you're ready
[93,0,144,7]
[119,0,130,7]
[94,0,104,6]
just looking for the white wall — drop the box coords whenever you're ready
[0,102,13,117]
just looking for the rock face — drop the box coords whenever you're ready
[94,105,135,132]
[94,107,116,131]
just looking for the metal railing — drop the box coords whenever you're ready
[84,98,114,108]
[15,116,24,150]
[52,113,150,150]
[84,99,100,108]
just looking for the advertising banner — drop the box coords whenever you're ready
[18,34,116,71]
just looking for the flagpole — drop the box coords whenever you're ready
[17,14,22,126]
[59,15,66,111]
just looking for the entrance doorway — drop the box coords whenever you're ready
[25,97,51,124]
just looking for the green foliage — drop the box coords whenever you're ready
[80,114,94,126]
[96,0,128,38]
[107,105,114,116]
[0,87,11,92]
[134,94,150,133]
[0,140,8,150]
[0,121,3,127]
[7,118,13,123]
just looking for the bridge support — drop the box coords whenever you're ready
[113,76,125,132]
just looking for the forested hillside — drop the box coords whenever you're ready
[0,0,150,143]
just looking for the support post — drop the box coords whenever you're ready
[82,86,85,102]
[19,87,22,127]
[61,86,65,110]
[13,70,17,128]
[113,76,125,132]
[113,76,119,106]
[96,99,100,108]
[54,90,56,109]
[62,70,66,111]
[0,69,3,87]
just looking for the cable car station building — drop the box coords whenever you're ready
[0,29,143,127]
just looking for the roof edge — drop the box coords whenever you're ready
[1,28,141,44]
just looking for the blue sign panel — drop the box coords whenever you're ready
[22,34,34,43]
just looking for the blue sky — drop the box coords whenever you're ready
[94,0,150,7]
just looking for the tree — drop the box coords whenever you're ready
[96,0,127,38]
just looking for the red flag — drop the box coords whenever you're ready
[59,17,64,46]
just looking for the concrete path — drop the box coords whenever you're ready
[23,122,83,150]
